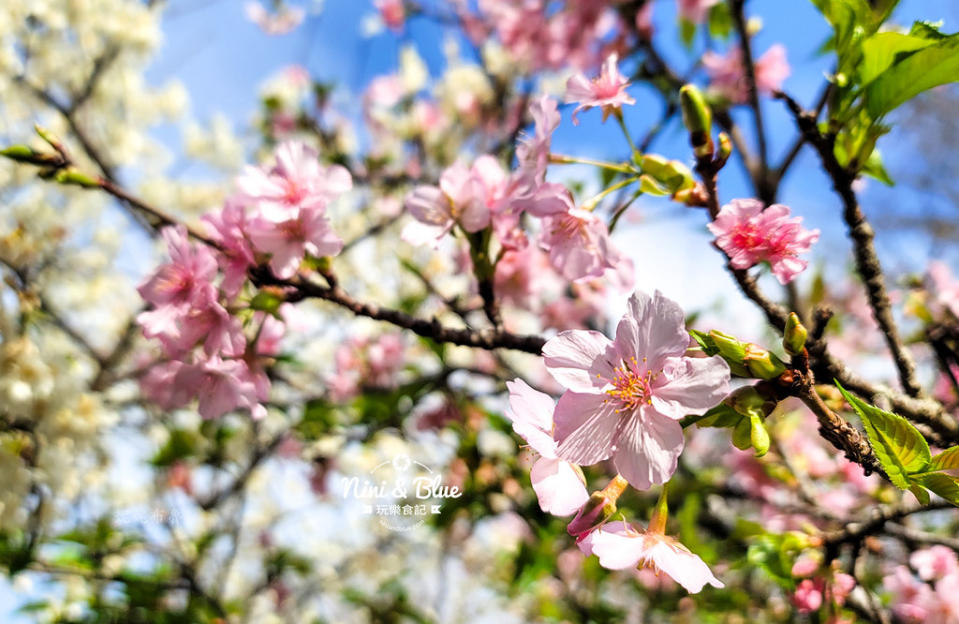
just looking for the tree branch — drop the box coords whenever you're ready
[774,90,923,399]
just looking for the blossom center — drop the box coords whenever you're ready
[605,357,658,410]
[283,179,307,204]
[731,222,761,250]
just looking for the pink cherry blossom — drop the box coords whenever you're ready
[911,546,959,582]
[792,579,824,612]
[539,205,630,282]
[245,1,305,35]
[138,226,218,312]
[237,141,352,221]
[516,95,560,187]
[708,198,819,284]
[157,299,246,359]
[137,226,219,340]
[928,261,959,318]
[544,290,730,489]
[402,158,504,246]
[477,0,618,71]
[494,245,554,308]
[677,0,718,23]
[375,0,405,31]
[703,44,790,104]
[884,565,933,622]
[248,206,343,279]
[565,53,635,124]
[203,199,256,298]
[169,356,266,420]
[505,379,590,516]
[588,521,724,593]
[329,334,406,401]
[139,360,186,411]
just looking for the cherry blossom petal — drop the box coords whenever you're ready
[613,290,690,366]
[530,457,589,516]
[651,355,731,419]
[646,541,724,593]
[612,409,684,490]
[542,330,615,392]
[505,379,557,457]
[553,391,621,466]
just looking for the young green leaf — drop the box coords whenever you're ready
[913,472,959,507]
[835,382,931,488]
[864,35,959,118]
[927,446,959,472]
[908,483,931,506]
[859,31,936,86]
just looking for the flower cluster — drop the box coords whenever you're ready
[328,334,407,402]
[404,96,632,285]
[883,546,959,622]
[138,141,351,419]
[472,0,622,71]
[702,44,790,104]
[505,290,729,593]
[708,198,819,284]
[544,290,730,489]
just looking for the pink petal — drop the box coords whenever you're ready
[613,291,690,367]
[647,541,724,593]
[651,355,730,419]
[612,409,684,490]
[406,186,452,226]
[590,526,647,570]
[554,391,621,466]
[543,330,615,392]
[530,457,589,516]
[400,220,450,248]
[505,379,557,457]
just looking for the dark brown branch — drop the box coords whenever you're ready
[252,268,545,354]
[729,0,772,202]
[823,499,955,548]
[774,90,923,399]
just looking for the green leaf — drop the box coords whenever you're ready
[638,174,671,196]
[835,382,931,488]
[913,472,959,506]
[707,3,732,39]
[689,329,718,355]
[864,35,959,118]
[928,446,959,472]
[679,18,696,48]
[909,483,931,505]
[859,32,937,86]
[693,403,743,429]
[860,148,894,185]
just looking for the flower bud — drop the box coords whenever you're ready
[725,385,769,416]
[567,493,615,538]
[53,168,100,188]
[743,343,787,380]
[716,132,733,166]
[0,145,37,162]
[783,312,808,356]
[708,330,746,362]
[639,154,695,192]
[680,84,713,159]
[567,474,627,538]
[34,124,63,152]
[749,413,770,457]
[732,416,752,451]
